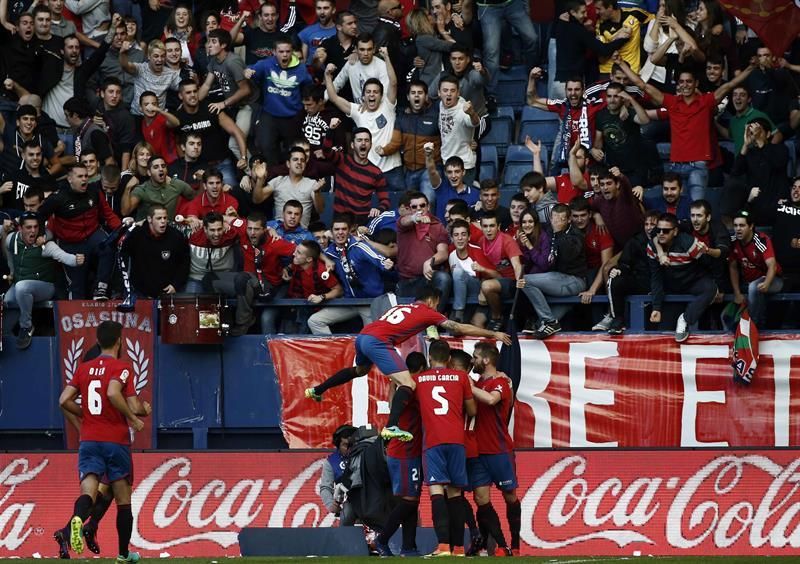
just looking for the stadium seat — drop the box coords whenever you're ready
[502,145,538,192]
[479,145,499,180]
[504,143,546,173]
[483,107,515,159]
[518,106,560,148]
[495,65,527,111]
[499,187,520,207]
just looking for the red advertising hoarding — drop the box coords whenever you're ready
[55,300,156,449]
[1,451,799,557]
[269,334,800,450]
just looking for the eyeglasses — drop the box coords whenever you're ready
[409,203,427,209]
[655,227,674,234]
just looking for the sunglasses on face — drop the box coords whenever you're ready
[656,227,674,234]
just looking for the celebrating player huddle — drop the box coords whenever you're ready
[306,285,520,557]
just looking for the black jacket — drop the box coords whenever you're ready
[38,37,111,99]
[733,143,789,225]
[772,201,800,274]
[121,224,190,297]
[617,229,651,287]
[553,226,588,279]
[553,16,626,82]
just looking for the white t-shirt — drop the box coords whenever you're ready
[130,62,181,116]
[332,57,389,103]
[349,97,401,172]
[448,249,477,277]
[438,97,476,170]
[271,175,318,227]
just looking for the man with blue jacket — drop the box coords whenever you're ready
[245,33,313,164]
[309,213,394,334]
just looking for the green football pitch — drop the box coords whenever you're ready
[7,557,795,563]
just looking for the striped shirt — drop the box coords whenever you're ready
[331,152,390,224]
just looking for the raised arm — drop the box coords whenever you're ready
[439,319,512,345]
[526,67,549,110]
[619,58,663,105]
[229,11,249,45]
[379,46,397,105]
[714,64,755,103]
[568,140,588,190]
[621,90,650,125]
[324,64,353,114]
[119,41,138,75]
[424,143,442,188]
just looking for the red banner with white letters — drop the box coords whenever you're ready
[1,450,800,557]
[55,300,156,449]
[269,334,800,449]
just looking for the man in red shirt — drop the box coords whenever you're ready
[58,321,151,563]
[139,91,180,164]
[476,211,523,331]
[285,240,343,332]
[729,211,783,326]
[37,163,124,299]
[570,197,614,305]
[184,169,239,227]
[375,352,426,558]
[528,136,592,204]
[448,219,499,324]
[304,286,510,442]
[414,339,476,557]
[224,211,296,336]
[617,58,755,201]
[396,192,452,308]
[468,341,519,556]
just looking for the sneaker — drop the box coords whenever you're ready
[450,309,465,323]
[533,319,561,339]
[115,552,141,563]
[83,525,100,554]
[116,293,136,312]
[487,318,504,332]
[399,548,421,557]
[16,325,33,350]
[521,319,538,334]
[93,283,109,301]
[69,516,83,554]
[675,313,689,342]
[451,546,465,556]
[499,52,513,71]
[592,314,613,331]
[304,387,323,402]
[607,318,625,335]
[425,548,452,558]
[380,425,413,442]
[53,530,70,559]
[375,540,394,557]
[465,534,485,557]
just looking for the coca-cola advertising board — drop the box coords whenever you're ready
[55,300,156,449]
[270,334,800,449]
[1,450,799,557]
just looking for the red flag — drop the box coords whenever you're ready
[721,0,800,56]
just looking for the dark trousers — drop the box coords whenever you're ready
[668,277,718,326]
[255,111,304,165]
[607,272,649,322]
[60,229,114,299]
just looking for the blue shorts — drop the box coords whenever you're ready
[469,452,518,491]
[78,441,132,484]
[387,455,422,497]
[423,444,467,488]
[355,334,406,376]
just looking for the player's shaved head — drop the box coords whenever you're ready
[428,339,451,363]
[97,321,123,349]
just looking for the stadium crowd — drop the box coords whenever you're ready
[2,0,800,349]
